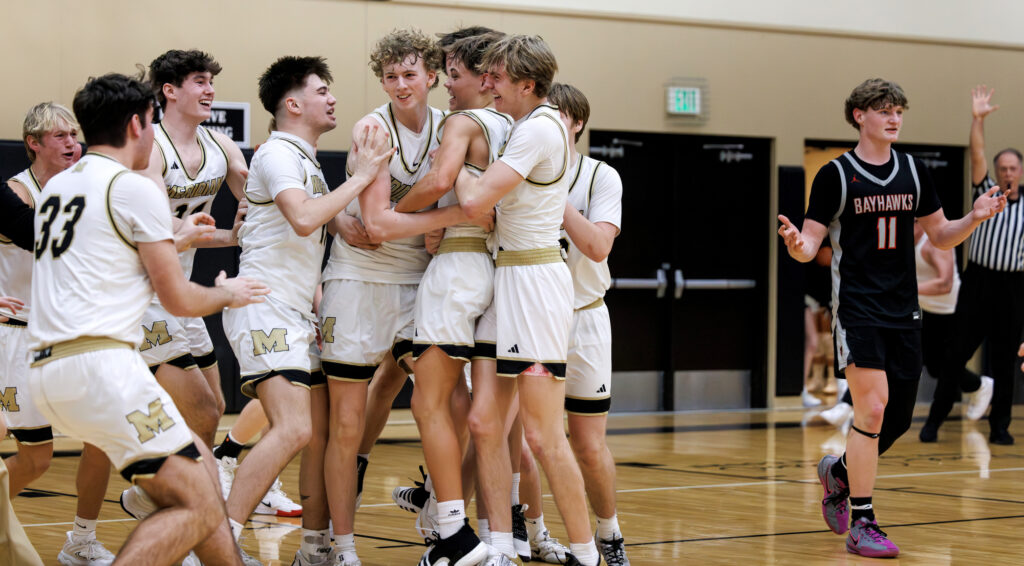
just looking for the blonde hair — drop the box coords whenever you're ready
[23,102,78,162]
[369,28,443,88]
[480,35,558,98]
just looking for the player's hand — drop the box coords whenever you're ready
[468,207,495,232]
[215,270,270,308]
[972,186,1007,221]
[174,213,216,251]
[230,199,248,243]
[336,213,379,250]
[0,296,24,323]
[350,125,395,181]
[424,228,444,255]
[971,85,999,119]
[777,214,805,255]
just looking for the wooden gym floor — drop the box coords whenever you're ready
[6,403,1024,565]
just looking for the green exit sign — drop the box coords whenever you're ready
[667,86,701,115]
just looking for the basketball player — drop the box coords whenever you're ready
[29,72,268,566]
[454,35,600,566]
[135,49,248,450]
[548,82,629,566]
[320,28,476,565]
[394,31,511,566]
[778,78,1005,557]
[219,56,392,566]
[0,409,43,566]
[1,102,117,566]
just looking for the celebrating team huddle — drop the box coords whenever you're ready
[0,25,627,566]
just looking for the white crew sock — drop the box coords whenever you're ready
[596,514,621,541]
[570,540,600,566]
[72,516,96,540]
[477,518,491,544]
[525,513,547,541]
[300,529,331,559]
[511,473,521,505]
[229,518,244,542]
[436,499,466,539]
[491,531,515,559]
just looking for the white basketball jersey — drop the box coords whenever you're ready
[563,156,623,308]
[239,131,329,315]
[29,153,174,350]
[438,108,513,240]
[323,103,444,285]
[494,104,571,251]
[0,169,42,321]
[155,124,229,280]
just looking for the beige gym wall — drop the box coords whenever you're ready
[4,0,1024,165]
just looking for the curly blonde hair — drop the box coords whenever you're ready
[369,29,443,89]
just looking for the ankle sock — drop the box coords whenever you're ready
[511,473,521,505]
[437,499,467,539]
[569,540,600,566]
[525,513,547,541]
[72,516,96,540]
[850,497,874,522]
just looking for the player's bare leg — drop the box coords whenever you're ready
[845,365,887,499]
[325,378,368,560]
[125,436,240,566]
[226,377,311,525]
[155,364,220,448]
[518,372,592,544]
[5,442,52,496]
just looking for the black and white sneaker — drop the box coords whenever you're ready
[392,465,430,513]
[511,504,531,562]
[417,523,488,566]
[597,535,629,566]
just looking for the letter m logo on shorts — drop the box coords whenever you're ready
[139,321,171,352]
[251,328,289,356]
[0,387,20,412]
[125,398,176,443]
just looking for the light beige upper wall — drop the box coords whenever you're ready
[4,0,1024,166]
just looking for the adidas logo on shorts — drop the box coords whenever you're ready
[507,344,520,354]
[597,384,607,393]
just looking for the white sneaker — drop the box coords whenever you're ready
[819,402,853,428]
[217,456,238,500]
[801,388,823,408]
[182,545,263,565]
[333,550,362,566]
[482,550,514,566]
[119,485,157,520]
[415,490,439,541]
[255,478,303,517]
[57,532,115,566]
[965,376,994,421]
[292,547,334,566]
[530,530,569,564]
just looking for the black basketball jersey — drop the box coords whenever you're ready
[805,149,941,328]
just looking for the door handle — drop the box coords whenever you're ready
[610,267,668,298]
[674,269,756,300]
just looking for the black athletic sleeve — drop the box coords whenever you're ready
[0,180,35,251]
[913,157,942,218]
[805,161,841,226]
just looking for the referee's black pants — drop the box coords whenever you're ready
[932,263,1024,435]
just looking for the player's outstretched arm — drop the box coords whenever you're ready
[139,239,269,317]
[777,215,827,263]
[211,130,249,201]
[278,124,393,237]
[394,115,478,213]
[919,187,1006,250]
[970,85,998,187]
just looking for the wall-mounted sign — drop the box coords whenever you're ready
[667,86,701,115]
[201,101,250,148]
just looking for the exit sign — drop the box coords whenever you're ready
[667,86,701,115]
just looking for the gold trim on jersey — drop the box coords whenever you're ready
[440,111,494,170]
[159,123,206,182]
[383,103,435,176]
[499,104,569,187]
[106,170,137,250]
[31,336,134,367]
[495,246,563,267]
[575,297,605,312]
[155,139,168,178]
[203,126,231,168]
[437,237,489,255]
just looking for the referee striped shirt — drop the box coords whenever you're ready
[967,175,1024,271]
